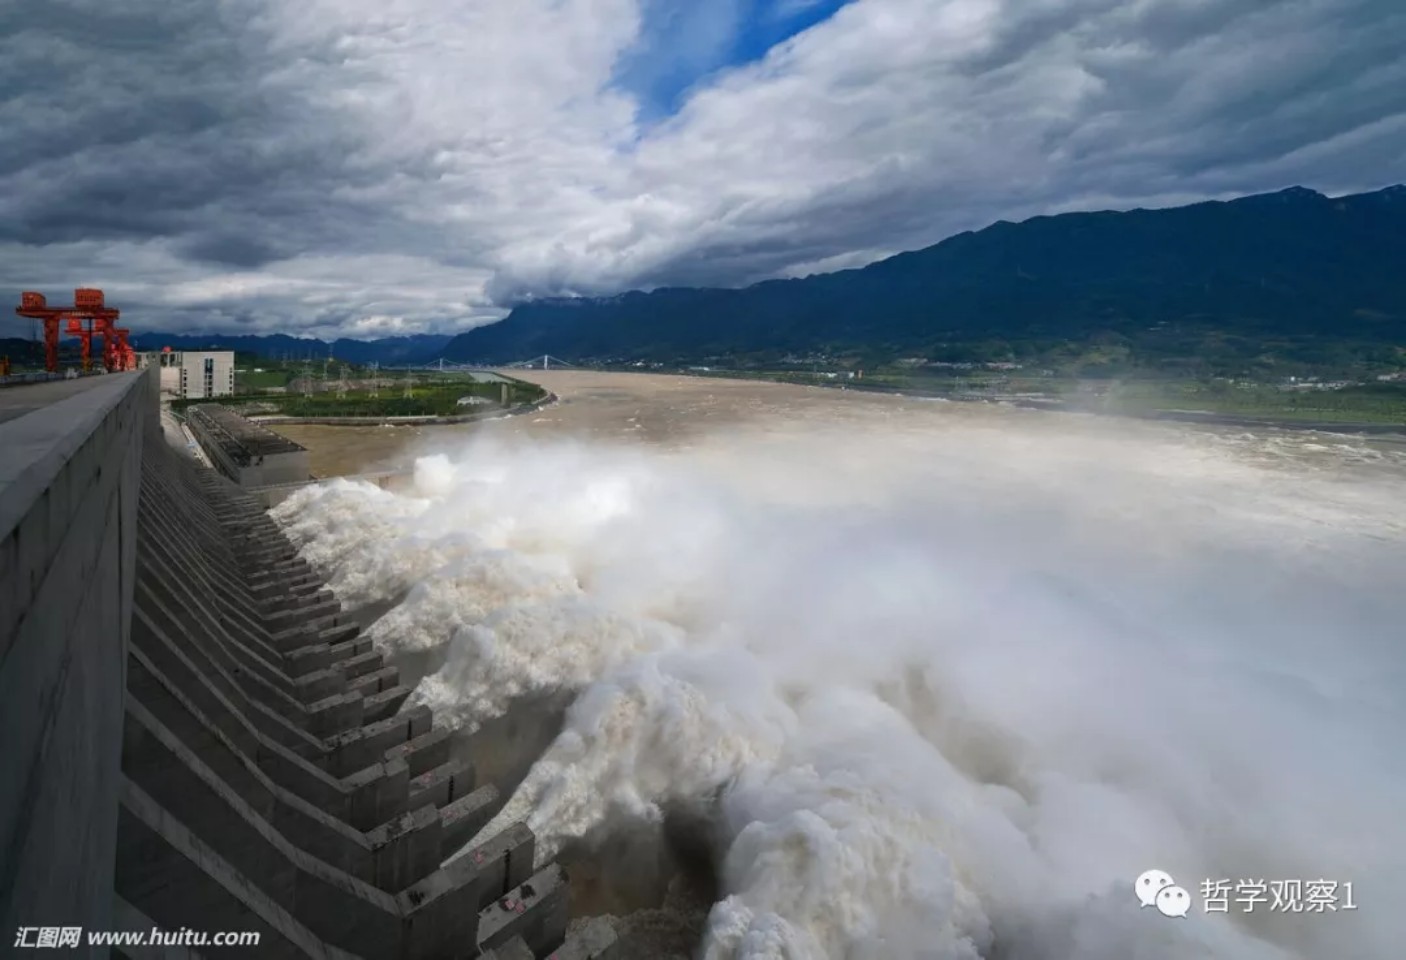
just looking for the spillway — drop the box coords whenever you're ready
[0,368,615,958]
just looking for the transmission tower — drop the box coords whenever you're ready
[300,361,313,397]
[402,370,414,399]
[336,364,348,399]
[369,361,379,398]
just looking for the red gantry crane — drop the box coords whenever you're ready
[14,288,137,373]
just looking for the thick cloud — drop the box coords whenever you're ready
[0,0,1401,336]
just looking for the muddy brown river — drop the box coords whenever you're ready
[274,370,1406,481]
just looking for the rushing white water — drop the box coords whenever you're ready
[273,409,1406,960]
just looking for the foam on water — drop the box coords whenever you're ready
[272,415,1406,959]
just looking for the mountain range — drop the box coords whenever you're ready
[1,331,453,370]
[441,184,1406,375]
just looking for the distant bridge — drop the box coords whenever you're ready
[387,355,578,372]
[501,355,577,370]
[385,354,576,373]
[382,359,489,372]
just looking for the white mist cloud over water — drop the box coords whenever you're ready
[273,415,1406,959]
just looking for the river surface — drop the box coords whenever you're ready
[275,370,1406,479]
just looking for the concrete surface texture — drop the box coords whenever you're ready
[0,372,121,426]
[0,369,150,939]
[0,369,617,958]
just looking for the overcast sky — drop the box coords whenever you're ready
[1,0,1402,339]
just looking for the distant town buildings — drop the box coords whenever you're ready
[1280,376,1353,392]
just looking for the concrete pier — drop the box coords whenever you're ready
[1,369,617,958]
[184,403,311,487]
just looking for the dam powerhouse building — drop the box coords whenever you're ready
[137,350,236,400]
[0,368,618,958]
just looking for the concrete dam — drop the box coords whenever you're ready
[1,369,618,958]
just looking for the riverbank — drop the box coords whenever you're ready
[248,391,557,426]
[669,369,1406,439]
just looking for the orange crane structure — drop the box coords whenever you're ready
[14,288,137,374]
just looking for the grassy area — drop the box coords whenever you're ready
[178,374,546,418]
[235,368,295,391]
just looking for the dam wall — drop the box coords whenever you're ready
[1,371,152,938]
[0,369,617,958]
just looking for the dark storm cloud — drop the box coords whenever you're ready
[0,0,400,251]
[1060,0,1406,183]
[180,233,289,269]
[0,0,469,333]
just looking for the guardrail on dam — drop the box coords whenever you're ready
[0,368,617,958]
